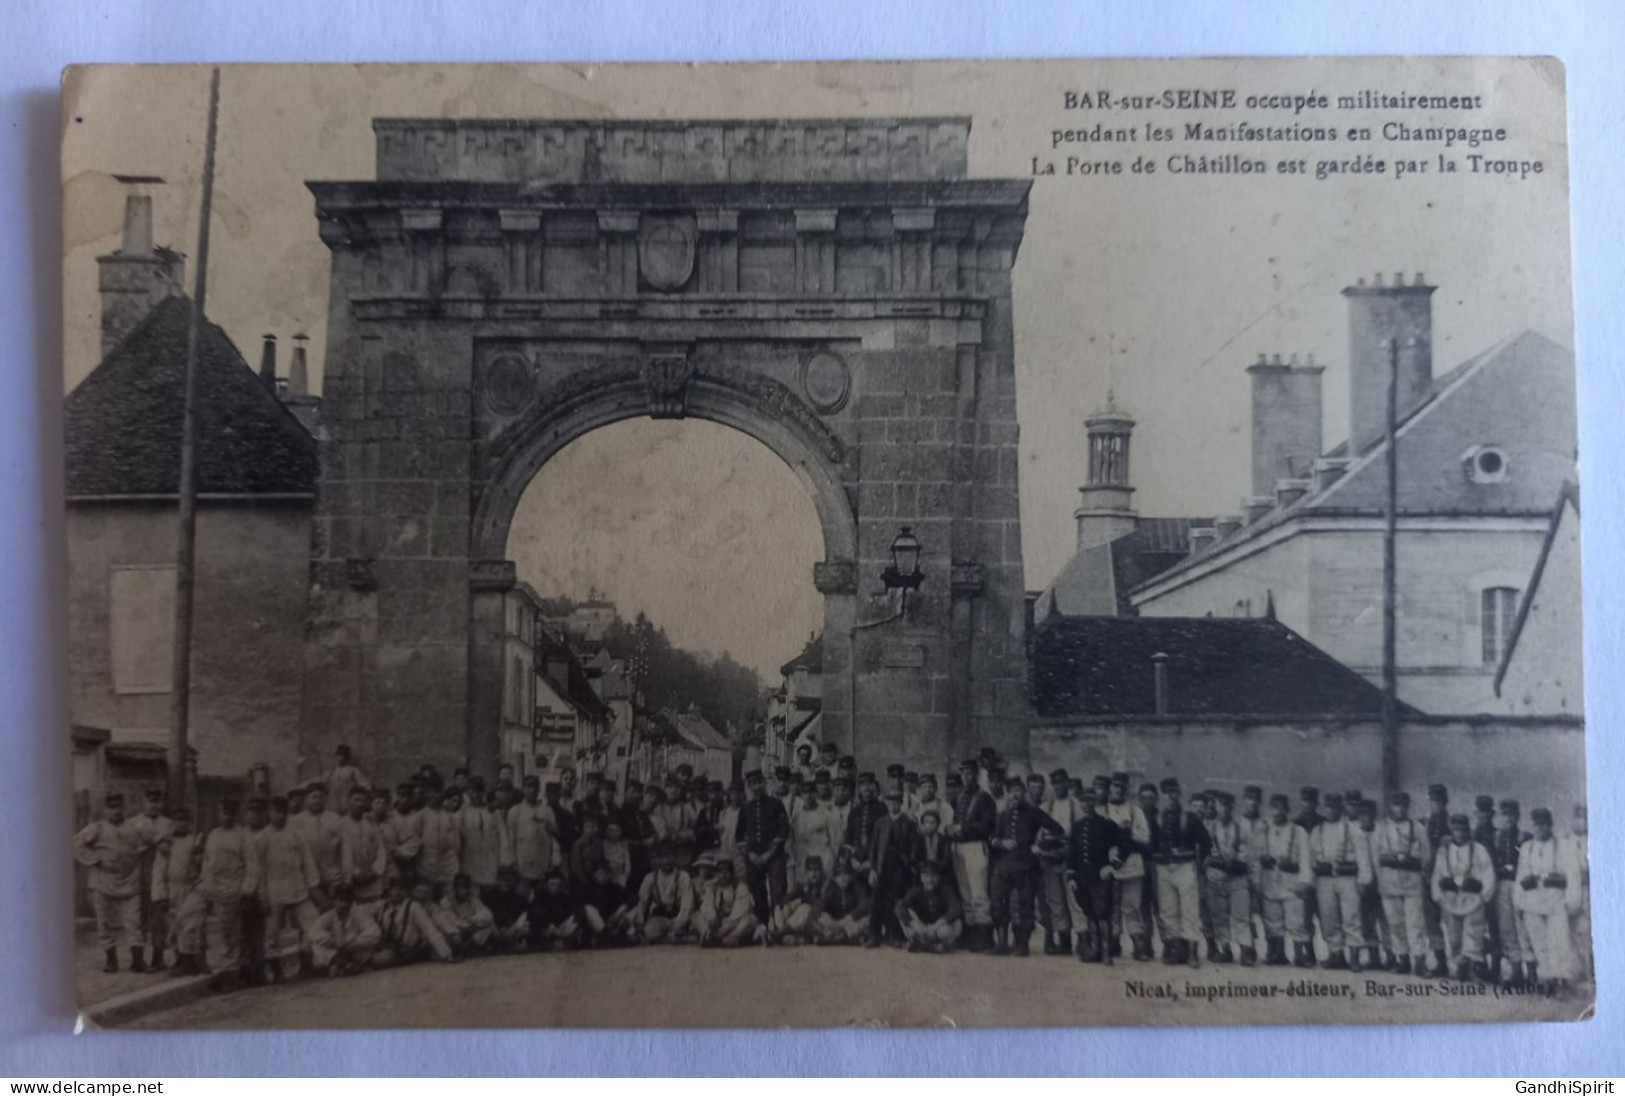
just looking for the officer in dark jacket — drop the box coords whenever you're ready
[988,776,1066,957]
[947,758,999,953]
[735,769,791,921]
[1065,786,1122,962]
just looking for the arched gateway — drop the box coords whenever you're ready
[302,117,1032,781]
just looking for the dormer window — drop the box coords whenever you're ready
[1463,444,1509,484]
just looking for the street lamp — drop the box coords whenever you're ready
[881,526,925,592]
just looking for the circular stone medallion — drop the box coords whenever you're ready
[484,352,536,417]
[801,351,852,414]
[639,218,697,291]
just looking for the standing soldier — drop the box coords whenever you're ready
[1374,790,1433,976]
[259,795,321,980]
[1309,792,1366,971]
[74,792,150,973]
[1149,777,1210,968]
[988,776,1065,957]
[1255,793,1312,967]
[1421,783,1453,977]
[908,772,953,828]
[1515,807,1580,996]
[1066,786,1121,962]
[1350,795,1391,970]
[736,769,791,923]
[841,774,888,887]
[338,789,387,905]
[1102,773,1152,962]
[867,789,923,947]
[419,787,465,893]
[946,757,998,954]
[507,776,559,896]
[378,783,423,887]
[295,784,346,895]
[789,780,837,885]
[459,785,507,903]
[1203,790,1254,966]
[1490,798,1532,988]
[1291,786,1323,961]
[197,800,261,980]
[618,780,658,892]
[1431,812,1496,981]
[324,744,370,812]
[1567,804,1591,985]
[152,809,205,975]
[129,789,173,970]
[1038,768,1083,956]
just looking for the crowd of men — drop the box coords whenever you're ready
[73,740,1591,1000]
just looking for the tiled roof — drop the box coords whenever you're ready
[66,296,317,497]
[780,633,824,677]
[1030,614,1407,719]
[671,711,732,754]
[1036,518,1208,618]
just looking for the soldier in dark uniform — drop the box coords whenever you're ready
[867,789,923,947]
[1065,786,1121,962]
[895,860,964,953]
[1293,786,1323,952]
[1150,777,1212,968]
[988,776,1065,957]
[947,757,998,953]
[735,769,791,921]
[1470,793,1498,976]
[841,773,889,884]
[619,780,659,894]
[1491,798,1532,988]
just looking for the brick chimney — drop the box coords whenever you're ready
[97,178,185,356]
[1074,394,1137,549]
[280,332,323,433]
[1248,352,1324,506]
[1342,272,1436,455]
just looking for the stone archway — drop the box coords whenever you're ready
[301,117,1032,782]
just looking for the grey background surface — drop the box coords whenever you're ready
[5,0,1623,1076]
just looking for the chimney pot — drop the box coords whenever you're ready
[1415,272,1425,285]
[1373,273,1383,287]
[1395,271,1404,286]
[1151,652,1170,715]
[1356,277,1366,286]
[1271,353,1282,366]
[122,194,155,256]
[258,334,278,390]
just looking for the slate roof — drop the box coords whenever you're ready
[1132,330,1577,598]
[1036,517,1208,619]
[670,710,732,754]
[780,633,824,677]
[536,628,613,721]
[66,296,317,498]
[1030,614,1408,719]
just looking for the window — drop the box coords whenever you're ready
[1462,444,1509,484]
[110,566,175,694]
[1481,586,1519,666]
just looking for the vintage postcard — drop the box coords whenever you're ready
[60,58,1588,1028]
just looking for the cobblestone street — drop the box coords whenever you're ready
[121,945,1588,1029]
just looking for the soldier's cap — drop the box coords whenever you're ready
[1389,790,1411,805]
[1531,807,1553,825]
[171,807,192,821]
[1269,793,1290,809]
[1026,772,1046,785]
[919,773,937,786]
[543,868,567,882]
[744,770,765,783]
[1005,776,1025,791]
[708,780,725,792]
[838,756,857,770]
[306,781,328,794]
[796,743,813,754]
[886,763,905,777]
[884,790,904,802]
[820,742,839,754]
[330,883,354,902]
[814,769,832,782]
[1189,791,1209,804]
[144,788,164,801]
[979,746,998,759]
[523,775,542,787]
[919,807,942,821]
[104,792,124,805]
[498,865,520,879]
[1474,794,1496,812]
[694,852,718,869]
[1214,791,1236,806]
[1499,798,1521,814]
[918,860,942,876]
[1111,771,1129,784]
[396,783,418,796]
[1344,790,1364,804]
[945,773,963,785]
[835,776,854,788]
[773,766,792,779]
[1242,785,1263,798]
[1357,798,1379,813]
[904,770,919,781]
[1428,783,1449,799]
[1323,792,1344,808]
[858,771,877,784]
[1139,782,1159,796]
[1049,768,1071,783]
[959,757,980,771]
[624,778,643,791]
[543,782,561,795]
[246,796,267,809]
[1159,777,1181,792]
[805,855,824,870]
[1449,813,1471,829]
[664,774,681,786]
[1300,786,1320,801]
[1092,774,1111,788]
[1078,786,1099,801]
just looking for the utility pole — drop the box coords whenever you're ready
[1380,336,1401,797]
[167,67,222,810]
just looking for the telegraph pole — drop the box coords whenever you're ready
[1380,336,1401,797]
[167,67,222,809]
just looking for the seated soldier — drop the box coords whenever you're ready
[529,870,584,951]
[438,872,496,954]
[814,860,872,945]
[578,860,634,947]
[308,884,382,977]
[895,860,964,953]
[634,843,697,945]
[690,851,719,917]
[375,879,458,967]
[484,867,531,951]
[695,858,761,948]
[768,856,828,945]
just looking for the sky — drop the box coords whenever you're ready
[59,59,1574,681]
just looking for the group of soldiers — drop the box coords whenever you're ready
[72,740,1591,998]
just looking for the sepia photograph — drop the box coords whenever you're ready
[58,57,1588,1030]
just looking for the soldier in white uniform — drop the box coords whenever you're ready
[1101,772,1152,961]
[1309,792,1368,971]
[74,792,151,973]
[1374,790,1433,976]
[1431,813,1496,981]
[506,776,559,894]
[1514,807,1581,996]
[1203,790,1254,966]
[1255,793,1312,967]
[418,787,465,892]
[1567,804,1591,984]
[1038,768,1083,955]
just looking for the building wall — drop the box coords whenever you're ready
[1497,504,1584,715]
[1134,523,1550,714]
[66,500,311,785]
[1031,717,1587,823]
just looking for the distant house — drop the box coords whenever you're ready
[530,626,612,779]
[65,193,318,807]
[499,583,543,780]
[766,633,823,767]
[658,709,735,785]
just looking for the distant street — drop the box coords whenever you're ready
[123,946,1585,1029]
